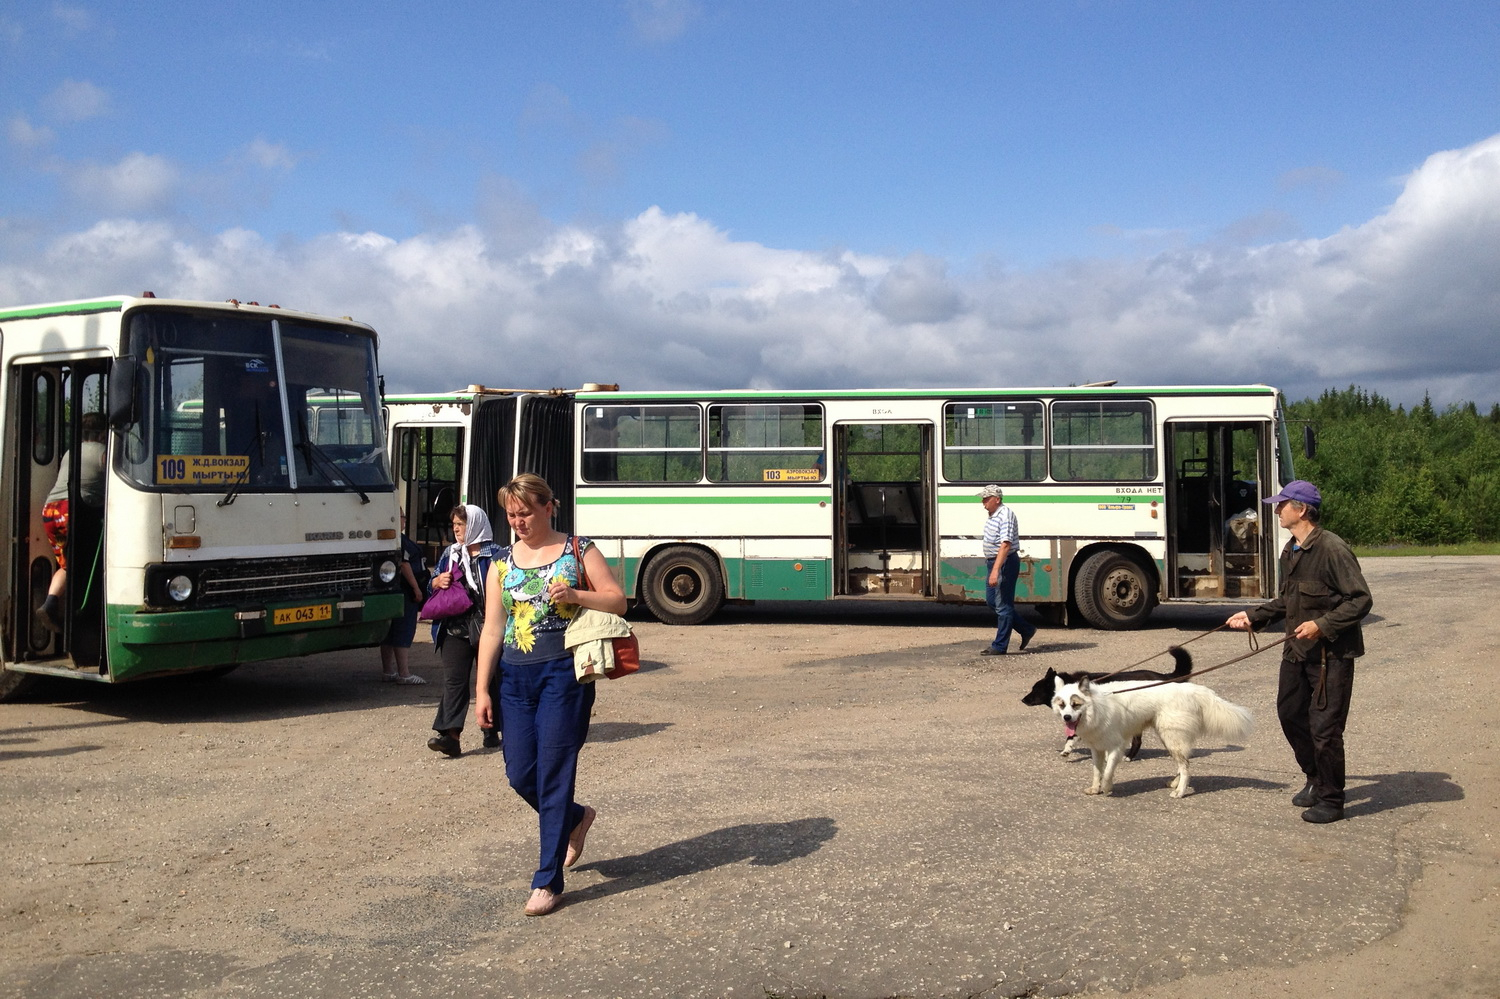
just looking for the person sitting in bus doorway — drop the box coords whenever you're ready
[978,484,1037,656]
[1226,480,1373,824]
[37,413,107,634]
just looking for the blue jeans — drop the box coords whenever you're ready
[985,551,1035,653]
[500,654,595,892]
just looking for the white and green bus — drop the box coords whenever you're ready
[1,295,406,699]
[387,383,1298,629]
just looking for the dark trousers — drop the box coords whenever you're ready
[432,631,499,736]
[1277,654,1354,808]
[984,551,1036,653]
[500,655,595,893]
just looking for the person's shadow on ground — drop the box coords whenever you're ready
[568,816,837,903]
[1346,771,1463,817]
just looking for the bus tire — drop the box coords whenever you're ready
[641,546,724,626]
[1074,550,1156,630]
[0,666,39,702]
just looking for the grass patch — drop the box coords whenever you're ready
[1353,542,1500,558]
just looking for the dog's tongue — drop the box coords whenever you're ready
[1063,720,1077,738]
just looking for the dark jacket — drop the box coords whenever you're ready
[429,540,500,647]
[1246,526,1373,661]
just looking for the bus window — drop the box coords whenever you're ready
[582,404,702,483]
[707,403,823,482]
[1050,400,1156,481]
[32,371,56,465]
[942,400,1045,482]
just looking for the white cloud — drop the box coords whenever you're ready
[3,134,1499,409]
[64,152,180,213]
[626,0,701,43]
[8,114,55,149]
[42,78,110,122]
[51,4,95,35]
[242,138,299,172]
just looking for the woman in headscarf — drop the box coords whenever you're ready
[427,503,502,757]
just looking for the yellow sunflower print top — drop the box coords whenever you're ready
[496,538,588,664]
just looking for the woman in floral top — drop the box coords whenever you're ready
[475,473,625,917]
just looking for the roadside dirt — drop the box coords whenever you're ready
[1,557,1495,998]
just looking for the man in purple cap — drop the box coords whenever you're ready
[978,484,1038,655]
[1227,480,1372,824]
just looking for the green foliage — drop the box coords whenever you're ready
[1287,385,1500,545]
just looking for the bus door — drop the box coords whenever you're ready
[1165,421,1273,601]
[833,422,934,597]
[7,360,109,670]
[393,423,465,566]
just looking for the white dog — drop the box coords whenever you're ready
[1051,675,1254,798]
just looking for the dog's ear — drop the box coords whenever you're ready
[1053,673,1066,694]
[1079,676,1093,693]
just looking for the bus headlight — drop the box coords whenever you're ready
[378,560,398,584]
[167,575,194,602]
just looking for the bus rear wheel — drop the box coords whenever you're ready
[641,546,724,626]
[1074,550,1156,630]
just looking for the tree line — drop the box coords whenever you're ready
[1287,386,1500,546]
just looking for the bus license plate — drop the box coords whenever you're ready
[272,603,333,626]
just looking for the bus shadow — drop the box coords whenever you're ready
[35,658,404,724]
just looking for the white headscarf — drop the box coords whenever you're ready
[446,503,494,592]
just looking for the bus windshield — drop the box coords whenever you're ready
[117,308,392,492]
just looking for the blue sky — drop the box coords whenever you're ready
[4,1,1499,407]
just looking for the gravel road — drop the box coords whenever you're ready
[2,557,1496,998]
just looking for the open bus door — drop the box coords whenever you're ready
[1165,421,1274,601]
[6,360,109,674]
[833,421,934,597]
[393,424,465,568]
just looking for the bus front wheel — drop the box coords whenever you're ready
[1074,550,1156,630]
[0,666,39,702]
[641,546,724,626]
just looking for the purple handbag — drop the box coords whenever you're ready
[418,561,474,620]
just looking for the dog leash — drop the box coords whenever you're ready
[1104,631,1291,692]
[1092,623,1232,682]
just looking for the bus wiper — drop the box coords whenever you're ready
[217,432,266,507]
[296,419,370,504]
[219,405,268,508]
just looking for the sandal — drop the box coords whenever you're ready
[565,805,595,868]
[524,887,560,917]
[396,674,427,684]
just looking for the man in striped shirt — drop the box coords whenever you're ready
[979,484,1037,656]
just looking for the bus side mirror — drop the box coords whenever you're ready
[108,356,139,431]
[1303,424,1317,460]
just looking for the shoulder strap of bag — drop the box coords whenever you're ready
[571,535,592,591]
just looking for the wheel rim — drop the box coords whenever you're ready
[1101,566,1145,615]
[663,565,703,607]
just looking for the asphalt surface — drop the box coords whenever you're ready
[1,557,1495,998]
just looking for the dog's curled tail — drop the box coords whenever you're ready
[1203,691,1256,744]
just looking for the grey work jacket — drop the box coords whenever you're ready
[1246,527,1373,661]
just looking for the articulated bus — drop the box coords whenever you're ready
[386,383,1296,629]
[0,295,406,700]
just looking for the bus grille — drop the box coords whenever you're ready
[195,555,376,607]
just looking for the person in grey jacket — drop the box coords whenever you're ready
[1227,480,1372,824]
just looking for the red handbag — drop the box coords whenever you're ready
[570,537,639,679]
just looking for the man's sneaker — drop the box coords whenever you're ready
[1291,781,1318,808]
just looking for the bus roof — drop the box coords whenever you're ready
[573,384,1282,401]
[0,295,375,331]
